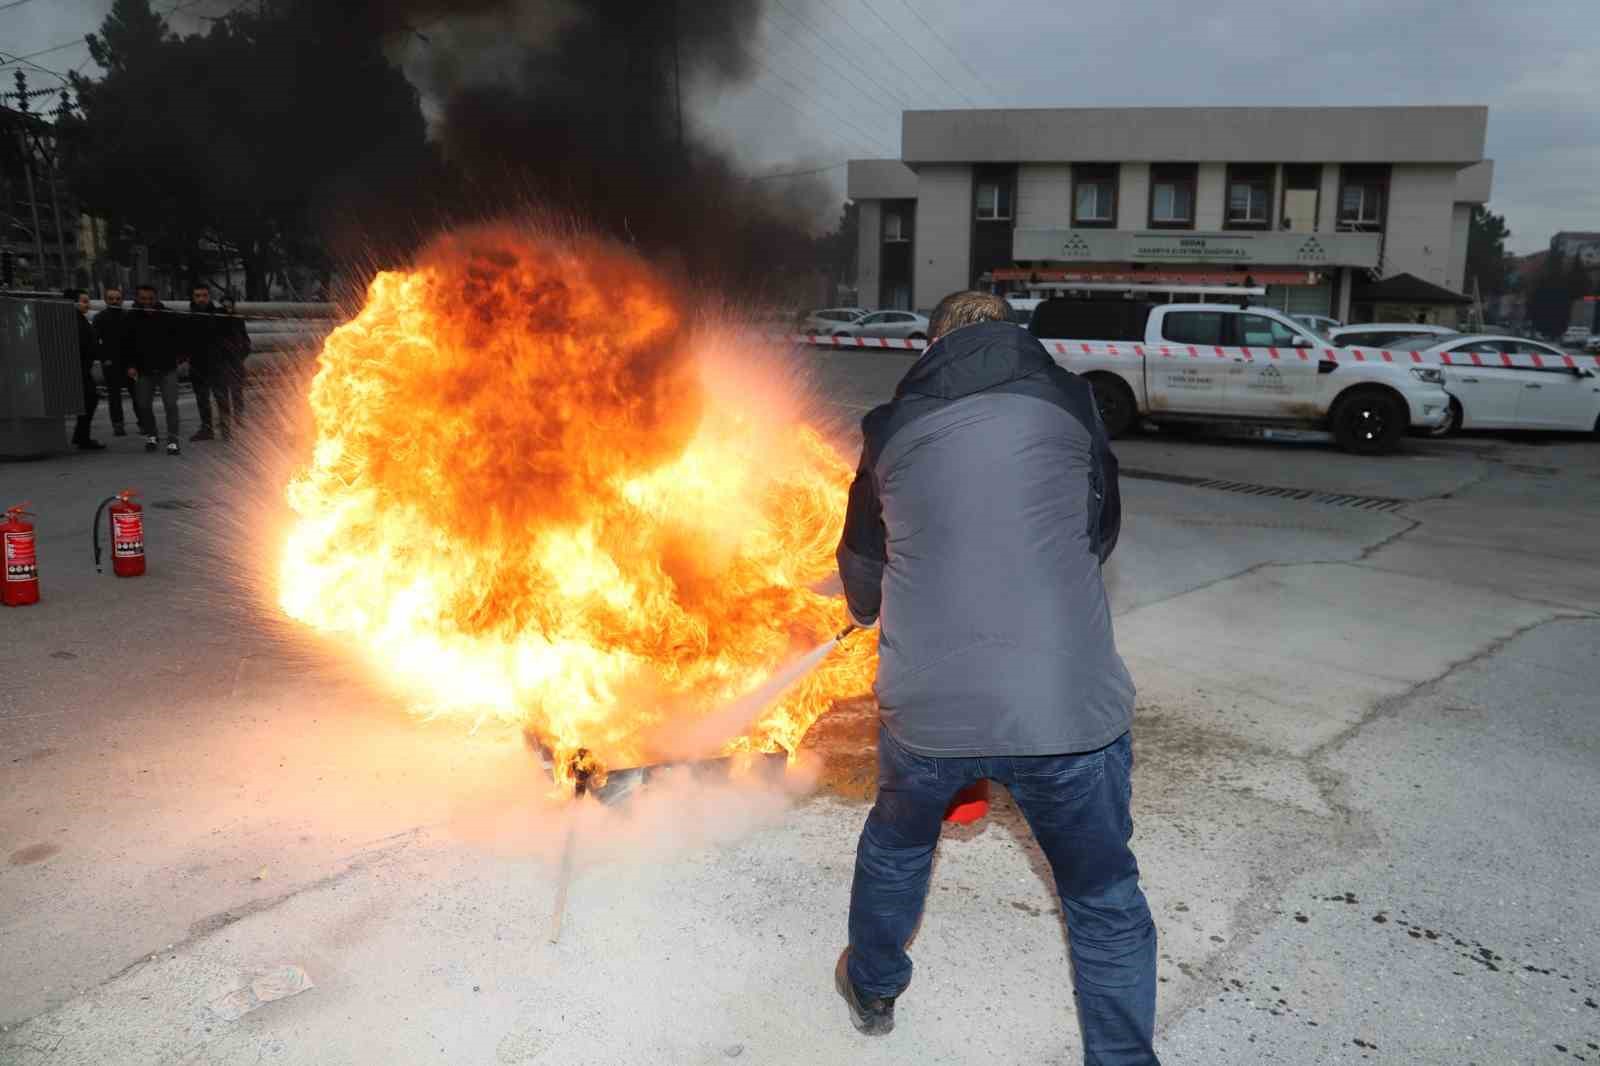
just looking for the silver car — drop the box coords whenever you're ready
[800,307,866,334]
[836,310,931,341]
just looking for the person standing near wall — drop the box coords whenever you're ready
[215,295,250,440]
[93,286,131,437]
[71,291,107,452]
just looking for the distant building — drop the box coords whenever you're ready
[1551,232,1600,269]
[848,106,1493,324]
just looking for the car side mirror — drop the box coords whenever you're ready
[1292,335,1315,348]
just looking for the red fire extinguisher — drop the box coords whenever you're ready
[2,502,40,607]
[944,780,991,825]
[93,490,146,577]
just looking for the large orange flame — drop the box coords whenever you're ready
[279,224,875,777]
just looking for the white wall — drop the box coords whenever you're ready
[1119,163,1150,229]
[1318,165,1342,233]
[1017,164,1071,229]
[1385,165,1460,287]
[913,166,973,310]
[856,200,883,310]
[1195,163,1226,230]
[1447,203,1472,293]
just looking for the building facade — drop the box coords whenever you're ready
[849,106,1493,323]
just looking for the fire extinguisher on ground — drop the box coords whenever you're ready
[93,490,146,577]
[2,502,40,607]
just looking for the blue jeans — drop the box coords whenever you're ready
[848,728,1159,1065]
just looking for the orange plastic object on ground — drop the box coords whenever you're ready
[943,780,991,824]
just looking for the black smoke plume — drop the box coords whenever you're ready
[326,0,831,298]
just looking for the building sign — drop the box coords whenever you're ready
[1013,228,1381,268]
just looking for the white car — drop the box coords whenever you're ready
[836,310,930,342]
[1292,313,1343,334]
[1412,334,1600,434]
[1329,323,1459,349]
[1561,325,1590,348]
[1588,333,1600,354]
[799,308,866,334]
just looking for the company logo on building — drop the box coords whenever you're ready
[1296,238,1328,262]
[1059,234,1092,258]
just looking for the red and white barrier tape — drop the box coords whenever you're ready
[1034,341,1600,371]
[781,333,1600,371]
[786,333,927,350]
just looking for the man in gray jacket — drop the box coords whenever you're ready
[834,291,1158,1064]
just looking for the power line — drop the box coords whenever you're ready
[0,37,88,64]
[750,32,899,149]
[812,0,955,111]
[854,0,975,107]
[747,161,848,182]
[763,1,904,128]
[890,0,999,105]
[679,6,896,156]
[767,0,911,110]
[744,48,896,156]
[0,0,40,13]
[0,51,76,86]
[741,78,882,159]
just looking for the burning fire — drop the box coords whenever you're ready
[278,224,875,778]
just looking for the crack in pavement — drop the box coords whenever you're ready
[1,829,426,1034]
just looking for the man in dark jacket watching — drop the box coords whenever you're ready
[70,291,106,451]
[184,283,224,442]
[833,291,1157,1064]
[123,283,182,455]
[93,286,131,437]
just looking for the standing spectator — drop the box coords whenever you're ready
[215,295,250,439]
[71,291,107,451]
[184,283,224,442]
[93,285,131,437]
[123,283,182,456]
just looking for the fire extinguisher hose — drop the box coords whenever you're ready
[92,495,119,573]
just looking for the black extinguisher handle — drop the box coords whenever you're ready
[92,495,117,573]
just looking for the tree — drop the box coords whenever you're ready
[1464,206,1511,299]
[1527,250,1573,338]
[62,0,439,298]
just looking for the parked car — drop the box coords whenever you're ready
[1005,297,1041,325]
[1561,325,1590,348]
[1291,313,1343,335]
[1328,323,1460,349]
[1587,333,1600,354]
[836,310,931,341]
[1408,334,1600,435]
[1026,297,1452,453]
[799,307,865,334]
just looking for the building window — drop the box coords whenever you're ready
[1072,164,1118,227]
[975,182,1011,221]
[1225,165,1272,228]
[1148,164,1196,228]
[883,211,908,242]
[1280,164,1321,233]
[1338,165,1389,230]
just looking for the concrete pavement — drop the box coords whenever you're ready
[2,347,1598,1064]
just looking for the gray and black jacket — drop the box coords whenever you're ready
[836,320,1134,757]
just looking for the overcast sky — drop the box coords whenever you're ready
[8,0,1596,252]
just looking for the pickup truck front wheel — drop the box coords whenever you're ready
[1331,387,1407,455]
[1086,373,1137,439]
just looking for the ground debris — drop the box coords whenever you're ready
[208,964,315,1020]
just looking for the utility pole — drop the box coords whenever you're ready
[45,90,73,288]
[12,73,47,289]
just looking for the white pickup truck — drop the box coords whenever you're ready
[1025,298,1453,454]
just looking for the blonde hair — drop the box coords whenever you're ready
[928,290,1010,340]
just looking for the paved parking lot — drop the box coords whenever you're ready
[2,344,1597,1064]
